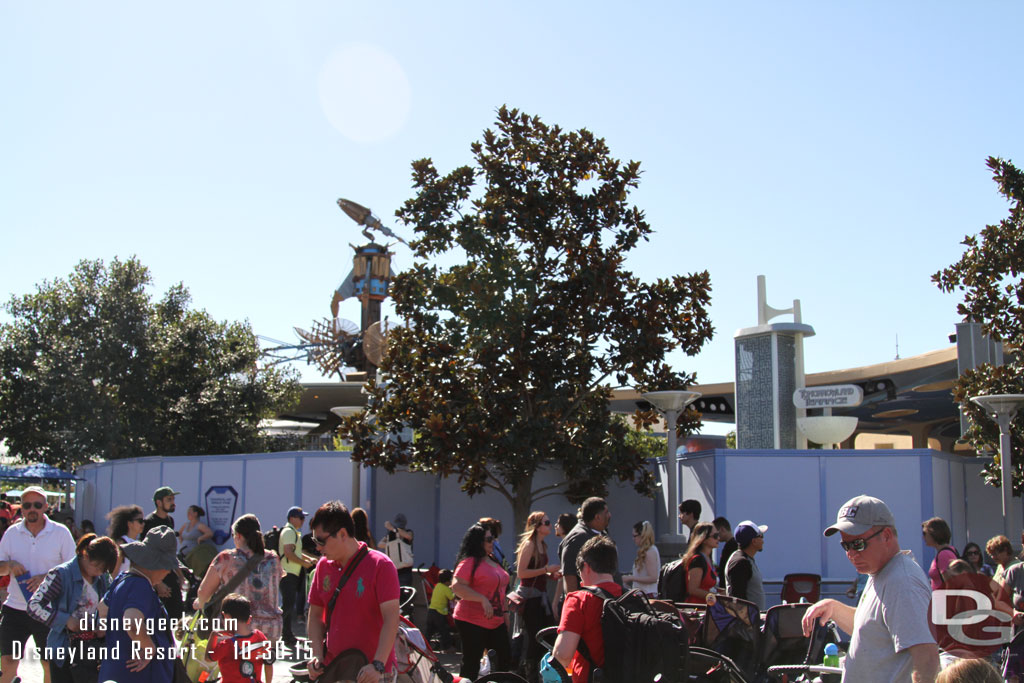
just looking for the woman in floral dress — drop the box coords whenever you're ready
[194,513,283,642]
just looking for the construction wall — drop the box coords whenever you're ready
[682,448,1014,586]
[76,452,657,572]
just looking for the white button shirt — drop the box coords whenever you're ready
[0,516,76,611]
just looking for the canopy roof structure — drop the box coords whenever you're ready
[290,346,967,452]
[0,463,80,481]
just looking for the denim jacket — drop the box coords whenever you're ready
[26,556,112,659]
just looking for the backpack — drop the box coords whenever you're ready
[659,558,688,602]
[579,587,688,683]
[264,525,282,557]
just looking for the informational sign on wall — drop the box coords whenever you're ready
[793,384,863,410]
[204,485,239,546]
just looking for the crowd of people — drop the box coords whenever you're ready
[0,483,1018,683]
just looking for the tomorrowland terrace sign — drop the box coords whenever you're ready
[793,384,864,410]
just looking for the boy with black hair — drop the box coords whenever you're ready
[553,536,621,683]
[424,568,456,652]
[713,516,736,589]
[207,593,273,683]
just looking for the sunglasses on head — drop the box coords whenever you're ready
[22,502,45,510]
[840,527,886,552]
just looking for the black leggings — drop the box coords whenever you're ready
[454,619,510,680]
[522,596,554,668]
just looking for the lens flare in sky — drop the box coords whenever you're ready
[318,43,412,144]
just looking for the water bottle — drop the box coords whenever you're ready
[823,642,840,668]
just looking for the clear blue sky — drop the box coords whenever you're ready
[3,3,1022,433]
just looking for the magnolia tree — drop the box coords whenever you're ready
[338,107,714,532]
[934,157,1024,493]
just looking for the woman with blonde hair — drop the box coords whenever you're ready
[623,521,661,596]
[515,511,560,682]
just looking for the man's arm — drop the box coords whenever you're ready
[801,599,856,637]
[372,599,399,666]
[307,604,326,680]
[908,642,939,683]
[552,630,580,670]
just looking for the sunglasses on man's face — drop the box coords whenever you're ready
[22,502,45,510]
[313,533,331,547]
[840,527,886,552]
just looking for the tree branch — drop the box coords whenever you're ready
[531,489,567,503]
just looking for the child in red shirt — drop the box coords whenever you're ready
[206,593,273,683]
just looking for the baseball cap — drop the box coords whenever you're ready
[734,521,768,548]
[153,486,181,502]
[287,506,306,520]
[824,495,896,537]
[20,486,48,501]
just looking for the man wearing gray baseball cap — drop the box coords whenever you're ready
[801,495,939,682]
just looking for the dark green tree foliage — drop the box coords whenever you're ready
[339,107,714,527]
[934,157,1024,493]
[0,258,300,466]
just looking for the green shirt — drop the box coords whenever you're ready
[279,523,302,576]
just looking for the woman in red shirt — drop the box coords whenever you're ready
[681,522,719,603]
[452,523,510,680]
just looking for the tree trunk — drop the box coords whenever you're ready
[510,474,535,561]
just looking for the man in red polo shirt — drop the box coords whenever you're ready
[553,536,621,683]
[306,501,400,682]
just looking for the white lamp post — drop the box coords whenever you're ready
[643,390,701,540]
[970,394,1024,540]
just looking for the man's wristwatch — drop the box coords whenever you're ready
[372,660,386,674]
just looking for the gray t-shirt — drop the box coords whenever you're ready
[725,549,765,610]
[844,551,935,683]
[1003,562,1024,606]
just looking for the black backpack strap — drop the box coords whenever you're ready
[324,544,370,629]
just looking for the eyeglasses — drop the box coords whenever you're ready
[840,528,886,552]
[966,550,981,556]
[484,536,494,542]
[711,532,720,540]
[22,502,45,510]
[131,517,144,523]
[313,533,331,547]
[542,520,551,526]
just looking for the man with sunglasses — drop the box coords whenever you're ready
[802,495,939,683]
[0,486,75,683]
[306,501,399,683]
